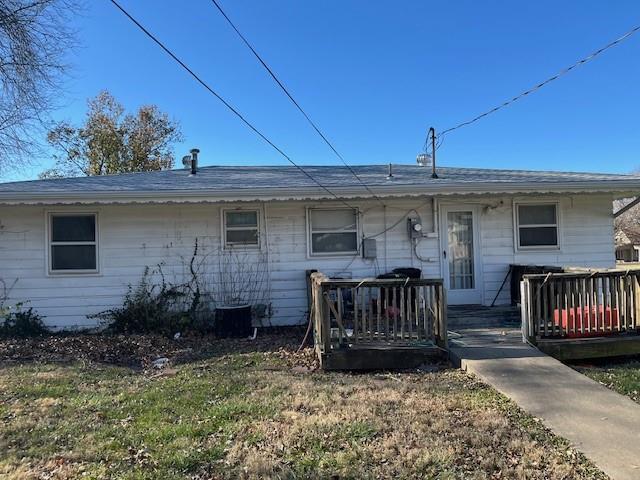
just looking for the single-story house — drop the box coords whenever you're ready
[1,161,639,330]
[615,225,640,263]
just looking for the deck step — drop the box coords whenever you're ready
[448,305,521,329]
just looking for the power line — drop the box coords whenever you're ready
[439,23,640,138]
[109,0,355,209]
[209,0,385,206]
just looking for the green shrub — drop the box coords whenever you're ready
[0,305,48,337]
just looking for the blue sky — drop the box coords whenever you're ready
[12,0,640,180]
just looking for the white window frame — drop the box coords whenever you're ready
[222,208,261,250]
[306,207,360,257]
[46,212,100,275]
[514,201,560,251]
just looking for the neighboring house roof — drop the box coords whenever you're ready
[1,164,640,204]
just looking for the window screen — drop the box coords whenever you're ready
[309,209,358,255]
[49,214,98,272]
[517,204,558,248]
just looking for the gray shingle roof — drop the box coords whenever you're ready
[0,165,638,192]
[1,165,640,203]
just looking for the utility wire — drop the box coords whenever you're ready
[439,23,640,138]
[109,0,355,209]
[209,0,385,206]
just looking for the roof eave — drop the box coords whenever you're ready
[1,180,639,205]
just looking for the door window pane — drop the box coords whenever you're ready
[447,211,474,290]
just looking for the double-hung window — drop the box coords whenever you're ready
[516,203,559,249]
[48,213,98,273]
[308,208,358,256]
[224,210,259,248]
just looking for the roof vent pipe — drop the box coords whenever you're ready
[189,148,200,175]
[428,127,438,179]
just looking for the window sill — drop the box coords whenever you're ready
[223,245,262,251]
[47,270,102,277]
[309,251,359,258]
[516,246,561,253]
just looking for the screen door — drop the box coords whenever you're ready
[441,206,482,304]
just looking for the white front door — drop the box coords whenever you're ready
[440,205,482,305]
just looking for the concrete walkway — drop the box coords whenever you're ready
[449,328,640,480]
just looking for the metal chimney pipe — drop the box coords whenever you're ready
[428,127,438,179]
[190,148,200,175]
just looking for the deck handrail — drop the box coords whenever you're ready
[521,269,640,343]
[310,272,448,359]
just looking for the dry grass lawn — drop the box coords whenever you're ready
[0,333,607,479]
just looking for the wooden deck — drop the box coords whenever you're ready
[310,273,448,370]
[521,269,640,360]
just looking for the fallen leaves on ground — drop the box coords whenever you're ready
[0,329,316,371]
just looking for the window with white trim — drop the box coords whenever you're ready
[308,208,358,255]
[516,203,559,249]
[48,213,98,273]
[224,210,259,248]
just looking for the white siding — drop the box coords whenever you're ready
[0,193,615,328]
[479,193,616,306]
[0,199,438,328]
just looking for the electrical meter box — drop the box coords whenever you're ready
[407,217,423,238]
[362,238,377,259]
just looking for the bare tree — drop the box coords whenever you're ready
[0,0,77,176]
[615,199,640,235]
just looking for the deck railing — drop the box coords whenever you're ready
[310,272,448,356]
[521,270,640,343]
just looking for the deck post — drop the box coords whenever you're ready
[321,284,331,354]
[439,286,448,349]
[520,279,527,343]
[432,283,448,349]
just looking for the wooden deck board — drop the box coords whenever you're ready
[537,335,640,361]
[320,344,445,370]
